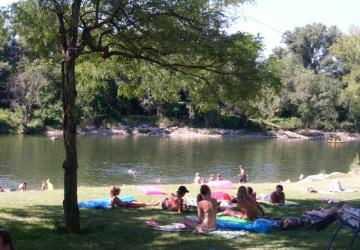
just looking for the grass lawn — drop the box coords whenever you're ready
[1,175,360,249]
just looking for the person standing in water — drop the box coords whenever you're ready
[194,173,202,184]
[238,165,247,183]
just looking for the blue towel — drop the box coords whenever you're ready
[79,195,135,209]
[216,218,276,233]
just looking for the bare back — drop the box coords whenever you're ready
[197,197,218,230]
[238,198,258,219]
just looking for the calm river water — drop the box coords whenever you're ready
[0,135,359,189]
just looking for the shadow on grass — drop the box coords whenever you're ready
[0,197,359,250]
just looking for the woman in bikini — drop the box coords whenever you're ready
[110,186,154,208]
[183,184,218,233]
[218,186,261,219]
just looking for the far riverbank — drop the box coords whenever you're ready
[45,124,360,141]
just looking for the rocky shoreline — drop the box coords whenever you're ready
[45,124,360,141]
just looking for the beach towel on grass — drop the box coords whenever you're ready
[146,221,191,232]
[206,230,249,239]
[256,194,299,206]
[327,180,356,193]
[146,221,249,238]
[79,195,135,209]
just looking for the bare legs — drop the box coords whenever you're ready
[217,209,245,218]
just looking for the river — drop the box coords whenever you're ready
[0,135,359,189]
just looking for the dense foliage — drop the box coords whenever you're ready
[0,4,359,132]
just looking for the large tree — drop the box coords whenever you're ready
[282,23,341,73]
[26,0,280,233]
[330,27,360,129]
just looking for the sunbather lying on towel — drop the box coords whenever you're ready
[270,185,285,205]
[304,202,350,218]
[110,186,155,208]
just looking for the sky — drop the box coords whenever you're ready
[1,0,360,56]
[0,0,15,7]
[228,0,360,55]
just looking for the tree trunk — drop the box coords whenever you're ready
[62,56,80,234]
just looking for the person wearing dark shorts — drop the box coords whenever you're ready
[239,165,247,183]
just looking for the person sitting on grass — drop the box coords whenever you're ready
[41,179,54,191]
[110,186,154,208]
[247,186,256,199]
[270,184,285,205]
[208,174,216,182]
[218,186,260,220]
[18,182,27,192]
[183,184,217,233]
[159,186,189,213]
[0,227,14,250]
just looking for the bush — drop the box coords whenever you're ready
[26,119,45,134]
[36,102,63,128]
[338,121,355,131]
[311,119,335,131]
[270,117,303,130]
[0,109,22,133]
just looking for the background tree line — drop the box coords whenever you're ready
[0,3,359,133]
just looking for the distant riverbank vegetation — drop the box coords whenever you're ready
[1,3,360,134]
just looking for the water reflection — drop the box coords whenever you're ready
[0,135,358,188]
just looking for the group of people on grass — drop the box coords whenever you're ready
[194,165,248,185]
[0,179,54,193]
[109,183,286,233]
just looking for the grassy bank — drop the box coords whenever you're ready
[1,176,360,250]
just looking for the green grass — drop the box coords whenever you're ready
[1,176,360,249]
